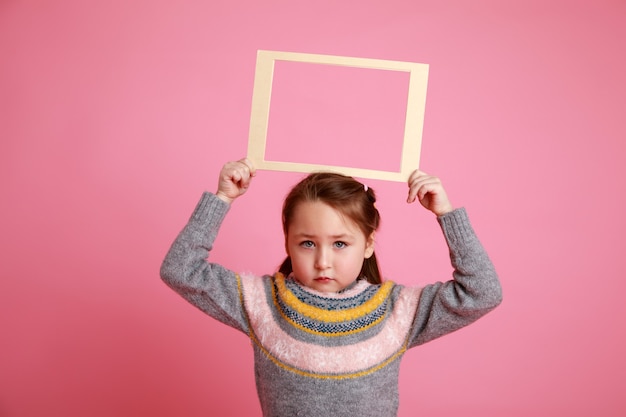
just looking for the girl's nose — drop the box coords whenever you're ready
[315,248,330,269]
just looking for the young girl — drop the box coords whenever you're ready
[161,158,502,417]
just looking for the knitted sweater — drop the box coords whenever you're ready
[160,192,502,417]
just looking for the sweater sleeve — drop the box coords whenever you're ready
[160,192,249,334]
[407,208,502,348]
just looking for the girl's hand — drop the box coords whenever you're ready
[407,169,454,216]
[215,158,256,204]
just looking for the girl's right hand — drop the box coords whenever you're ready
[215,158,256,204]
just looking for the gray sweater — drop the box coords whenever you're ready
[161,192,502,416]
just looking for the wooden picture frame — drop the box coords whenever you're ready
[247,50,429,182]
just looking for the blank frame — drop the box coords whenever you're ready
[247,50,429,182]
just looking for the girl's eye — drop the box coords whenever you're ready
[300,241,315,248]
[334,241,347,249]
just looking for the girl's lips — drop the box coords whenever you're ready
[314,277,332,282]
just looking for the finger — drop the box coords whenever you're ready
[241,158,257,177]
[225,161,247,179]
[407,169,426,203]
[407,184,419,203]
[407,173,436,203]
[232,160,255,190]
[407,169,426,186]
[409,176,443,204]
[417,183,435,202]
[221,162,247,187]
[417,178,443,200]
[408,171,435,192]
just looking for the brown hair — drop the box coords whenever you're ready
[278,172,382,284]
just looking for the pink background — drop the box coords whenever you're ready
[265,60,410,171]
[1,1,625,416]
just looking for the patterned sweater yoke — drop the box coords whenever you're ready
[237,272,423,380]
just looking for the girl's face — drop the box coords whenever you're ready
[285,201,375,293]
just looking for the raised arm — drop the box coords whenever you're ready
[405,170,502,347]
[160,159,256,332]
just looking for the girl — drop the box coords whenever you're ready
[161,158,502,417]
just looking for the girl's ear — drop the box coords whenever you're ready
[364,233,375,259]
[284,232,291,256]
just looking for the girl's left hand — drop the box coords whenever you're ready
[407,170,454,216]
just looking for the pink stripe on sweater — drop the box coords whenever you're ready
[240,274,422,375]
